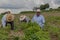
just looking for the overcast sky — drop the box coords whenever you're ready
[0,0,60,14]
[0,0,60,9]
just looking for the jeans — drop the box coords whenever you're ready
[6,21,14,30]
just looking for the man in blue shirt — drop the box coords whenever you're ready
[32,9,45,29]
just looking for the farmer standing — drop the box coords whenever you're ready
[32,9,45,29]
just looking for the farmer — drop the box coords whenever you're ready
[2,11,15,30]
[32,9,45,29]
[6,11,15,30]
[20,15,30,23]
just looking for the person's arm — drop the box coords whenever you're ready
[41,16,45,24]
[31,16,34,22]
[26,17,30,23]
[1,15,6,27]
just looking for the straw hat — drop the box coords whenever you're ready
[20,15,26,21]
[36,9,41,12]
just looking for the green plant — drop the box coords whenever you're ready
[13,36,19,40]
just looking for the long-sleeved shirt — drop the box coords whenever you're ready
[2,14,7,27]
[32,14,45,28]
[20,17,30,23]
[25,17,30,23]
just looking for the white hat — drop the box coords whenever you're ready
[20,15,26,21]
[36,9,41,12]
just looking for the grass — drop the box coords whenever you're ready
[0,11,60,40]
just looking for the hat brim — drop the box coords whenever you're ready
[20,15,26,21]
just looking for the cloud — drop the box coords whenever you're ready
[0,0,60,13]
[0,0,35,9]
[0,0,60,9]
[54,0,60,5]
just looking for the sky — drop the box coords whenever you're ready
[0,0,60,13]
[0,0,60,9]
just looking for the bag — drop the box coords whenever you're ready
[6,14,14,22]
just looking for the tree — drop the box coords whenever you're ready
[49,8,53,10]
[40,3,49,10]
[40,5,45,10]
[44,3,49,9]
[58,7,60,9]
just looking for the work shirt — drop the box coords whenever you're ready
[25,17,30,23]
[32,14,45,28]
[20,17,30,23]
[2,14,7,27]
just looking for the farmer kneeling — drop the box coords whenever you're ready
[20,15,30,23]
[32,9,45,29]
[6,11,15,30]
[2,11,15,30]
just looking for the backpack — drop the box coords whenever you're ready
[6,14,14,22]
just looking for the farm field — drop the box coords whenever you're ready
[0,11,60,40]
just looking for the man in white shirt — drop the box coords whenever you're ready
[1,12,7,28]
[20,15,30,23]
[32,9,45,29]
[1,11,15,30]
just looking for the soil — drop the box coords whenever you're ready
[50,32,58,40]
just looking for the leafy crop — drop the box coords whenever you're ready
[0,11,60,40]
[20,22,50,40]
